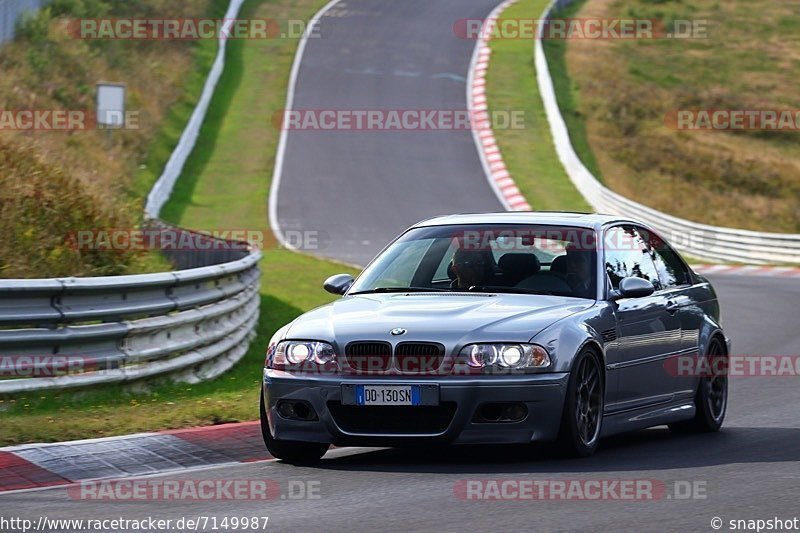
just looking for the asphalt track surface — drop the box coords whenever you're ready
[3,1,799,532]
[2,275,798,532]
[274,0,505,266]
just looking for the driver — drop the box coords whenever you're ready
[564,246,592,294]
[450,248,493,290]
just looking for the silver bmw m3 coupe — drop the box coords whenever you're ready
[261,213,730,463]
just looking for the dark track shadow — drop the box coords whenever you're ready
[312,426,800,474]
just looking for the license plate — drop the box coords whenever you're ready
[356,385,420,406]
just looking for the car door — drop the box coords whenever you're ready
[638,226,701,401]
[602,225,683,413]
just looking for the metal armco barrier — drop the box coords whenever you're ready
[0,223,262,394]
[0,0,262,395]
[535,0,800,265]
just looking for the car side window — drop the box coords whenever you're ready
[636,227,690,288]
[603,226,661,290]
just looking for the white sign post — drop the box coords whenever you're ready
[96,83,126,129]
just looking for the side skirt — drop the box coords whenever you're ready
[600,401,696,438]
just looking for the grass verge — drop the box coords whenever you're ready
[539,0,603,181]
[558,0,800,232]
[130,1,226,201]
[0,0,220,277]
[485,0,591,212]
[0,0,356,445]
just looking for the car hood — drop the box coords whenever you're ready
[285,293,594,348]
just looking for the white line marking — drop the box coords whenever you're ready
[0,459,275,497]
[695,265,735,274]
[1,432,160,453]
[268,0,344,250]
[0,447,381,496]
[691,264,800,277]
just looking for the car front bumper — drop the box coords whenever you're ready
[263,370,569,447]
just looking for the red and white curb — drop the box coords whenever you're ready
[0,422,269,493]
[469,0,531,212]
[691,265,800,278]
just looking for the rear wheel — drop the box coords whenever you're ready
[260,392,328,464]
[669,337,727,433]
[556,349,604,457]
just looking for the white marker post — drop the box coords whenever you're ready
[96,82,126,130]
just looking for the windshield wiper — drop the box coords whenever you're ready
[349,286,449,295]
[466,285,556,296]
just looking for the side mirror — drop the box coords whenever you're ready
[323,274,354,296]
[611,276,655,300]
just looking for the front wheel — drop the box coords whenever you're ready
[556,349,604,457]
[669,337,727,434]
[260,392,328,464]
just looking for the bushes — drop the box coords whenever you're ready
[0,139,170,277]
[0,0,213,277]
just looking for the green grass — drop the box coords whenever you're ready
[485,0,590,212]
[0,0,356,445]
[0,0,216,278]
[492,0,800,233]
[547,0,800,232]
[156,31,247,226]
[539,0,604,182]
[131,1,228,201]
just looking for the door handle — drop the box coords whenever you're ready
[665,301,680,314]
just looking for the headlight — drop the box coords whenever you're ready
[267,341,337,368]
[459,343,550,371]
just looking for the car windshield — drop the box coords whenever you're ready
[349,224,598,299]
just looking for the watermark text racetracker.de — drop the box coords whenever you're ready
[454,18,708,40]
[665,355,800,378]
[67,229,262,252]
[67,18,321,40]
[665,109,800,131]
[69,478,320,501]
[272,109,526,131]
[0,355,99,377]
[453,478,707,501]
[66,228,329,252]
[0,110,139,130]
[445,227,718,254]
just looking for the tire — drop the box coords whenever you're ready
[556,349,604,458]
[260,392,329,465]
[668,337,727,434]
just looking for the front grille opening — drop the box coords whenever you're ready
[327,401,457,435]
[345,341,392,372]
[394,342,445,373]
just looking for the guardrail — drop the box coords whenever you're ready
[0,223,261,394]
[145,0,245,218]
[535,0,800,264]
[0,0,263,395]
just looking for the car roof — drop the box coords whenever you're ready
[411,212,635,231]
